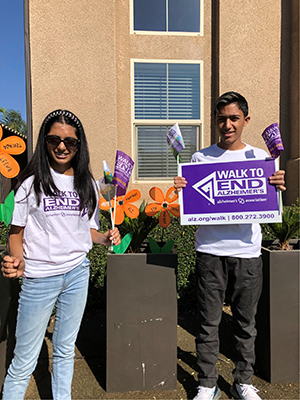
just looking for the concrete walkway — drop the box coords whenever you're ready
[24,309,299,400]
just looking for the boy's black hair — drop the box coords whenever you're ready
[13,110,97,219]
[213,91,249,118]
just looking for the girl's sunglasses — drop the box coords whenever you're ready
[46,135,80,149]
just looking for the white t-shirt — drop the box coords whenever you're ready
[12,169,99,278]
[191,143,269,258]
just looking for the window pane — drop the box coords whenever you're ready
[168,64,200,119]
[134,0,166,31]
[137,125,198,178]
[168,0,200,32]
[134,63,167,119]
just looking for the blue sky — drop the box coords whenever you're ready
[0,0,26,121]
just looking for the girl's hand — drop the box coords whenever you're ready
[91,228,121,246]
[109,228,121,246]
[1,255,25,279]
[174,176,187,194]
[269,170,286,191]
[102,228,121,247]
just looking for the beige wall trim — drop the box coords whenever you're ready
[210,0,220,144]
[23,0,33,159]
[130,58,204,182]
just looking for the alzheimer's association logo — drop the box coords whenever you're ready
[193,173,215,204]
[192,167,267,205]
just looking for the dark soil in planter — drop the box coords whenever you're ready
[262,238,300,251]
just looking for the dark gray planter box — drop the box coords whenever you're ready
[106,252,177,393]
[255,240,299,383]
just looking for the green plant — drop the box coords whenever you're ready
[149,218,198,311]
[101,201,159,253]
[0,221,8,245]
[261,199,300,250]
[0,215,198,311]
[87,213,198,311]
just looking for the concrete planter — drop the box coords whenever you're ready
[106,252,177,393]
[255,240,299,383]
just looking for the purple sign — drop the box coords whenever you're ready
[179,159,282,225]
[112,150,134,196]
[262,123,284,158]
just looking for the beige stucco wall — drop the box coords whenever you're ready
[218,0,281,152]
[28,0,294,204]
[114,1,212,199]
[29,0,118,181]
[28,0,212,201]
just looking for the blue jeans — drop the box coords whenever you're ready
[2,258,90,400]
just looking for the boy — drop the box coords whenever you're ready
[174,92,286,400]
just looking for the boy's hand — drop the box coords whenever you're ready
[1,255,25,279]
[269,170,286,191]
[174,176,187,194]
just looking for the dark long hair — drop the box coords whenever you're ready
[13,110,97,218]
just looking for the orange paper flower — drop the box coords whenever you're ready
[0,125,26,178]
[113,189,141,225]
[99,189,141,225]
[145,187,180,228]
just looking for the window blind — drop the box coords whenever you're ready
[134,63,200,120]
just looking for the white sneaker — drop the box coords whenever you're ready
[193,385,221,400]
[230,383,261,400]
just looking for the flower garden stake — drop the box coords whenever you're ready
[99,151,137,254]
[167,123,185,165]
[97,161,117,252]
[100,189,141,254]
[145,186,180,253]
[0,125,26,254]
[102,160,116,226]
[261,123,284,215]
[112,189,141,225]
[111,150,135,253]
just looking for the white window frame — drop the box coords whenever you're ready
[131,59,204,183]
[130,0,204,36]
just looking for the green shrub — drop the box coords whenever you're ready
[2,200,298,311]
[87,199,300,309]
[9,200,298,311]
[102,202,159,253]
[149,217,198,312]
[86,213,111,308]
[261,199,300,248]
[86,214,198,311]
[0,223,8,246]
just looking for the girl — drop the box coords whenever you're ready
[1,110,120,399]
